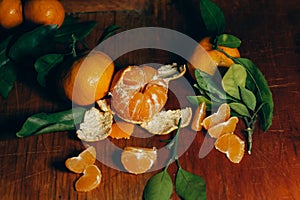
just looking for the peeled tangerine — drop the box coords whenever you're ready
[214,133,245,164]
[65,146,96,173]
[75,165,102,192]
[121,147,157,175]
[202,103,231,130]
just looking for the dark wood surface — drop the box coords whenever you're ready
[1,0,300,199]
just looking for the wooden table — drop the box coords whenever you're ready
[1,0,300,199]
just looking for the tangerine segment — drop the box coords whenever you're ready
[75,165,102,192]
[191,102,207,131]
[65,146,96,174]
[121,147,157,174]
[202,103,231,130]
[208,116,239,138]
[109,121,135,139]
[215,133,245,164]
[111,66,168,123]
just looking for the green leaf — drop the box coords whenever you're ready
[200,0,226,36]
[16,107,86,137]
[216,34,241,48]
[229,102,250,117]
[143,170,173,200]
[0,61,17,98]
[54,21,98,44]
[0,35,13,69]
[8,25,58,63]
[222,64,247,99]
[195,69,227,100]
[233,58,274,131]
[239,86,256,111]
[35,54,65,87]
[175,167,206,200]
[97,25,120,44]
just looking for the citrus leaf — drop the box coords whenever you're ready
[8,25,58,63]
[175,167,206,200]
[97,25,120,44]
[0,35,13,69]
[216,34,241,48]
[233,58,274,131]
[229,102,250,117]
[143,170,173,200]
[0,61,17,98]
[16,107,86,138]
[222,64,247,99]
[35,54,65,87]
[239,86,256,111]
[186,95,212,110]
[54,21,98,43]
[200,0,226,36]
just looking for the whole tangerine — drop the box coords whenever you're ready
[61,51,115,106]
[24,0,65,28]
[0,0,23,29]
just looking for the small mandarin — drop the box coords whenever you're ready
[0,0,23,29]
[208,116,239,138]
[202,103,231,130]
[191,102,207,131]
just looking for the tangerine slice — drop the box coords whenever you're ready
[202,103,230,130]
[214,133,245,163]
[65,146,96,174]
[110,66,168,124]
[191,102,207,131]
[140,107,192,135]
[121,147,157,174]
[207,116,239,138]
[75,164,102,192]
[109,121,135,139]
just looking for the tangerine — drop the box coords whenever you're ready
[110,66,168,123]
[188,37,240,77]
[191,102,207,131]
[202,103,231,130]
[214,133,245,163]
[208,116,239,138]
[24,0,65,28]
[75,164,102,192]
[65,146,96,174]
[109,121,135,139]
[121,147,157,174]
[0,0,23,29]
[61,51,115,106]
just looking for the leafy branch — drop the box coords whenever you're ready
[143,119,206,200]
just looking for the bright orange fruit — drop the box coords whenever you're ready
[0,0,23,29]
[61,51,115,106]
[214,133,245,163]
[208,116,239,138]
[24,0,65,28]
[191,102,207,131]
[121,147,157,174]
[65,146,96,174]
[75,164,102,192]
[109,121,135,139]
[202,103,231,130]
[110,66,168,123]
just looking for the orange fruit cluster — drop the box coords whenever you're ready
[188,37,240,77]
[65,146,102,192]
[110,66,168,124]
[0,0,65,29]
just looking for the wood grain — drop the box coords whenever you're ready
[1,0,300,199]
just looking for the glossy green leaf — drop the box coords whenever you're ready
[195,69,227,100]
[97,25,120,44]
[54,21,98,43]
[239,86,256,111]
[186,95,212,110]
[229,102,250,117]
[200,0,226,36]
[0,35,13,69]
[175,167,206,200]
[216,34,241,48]
[143,170,173,200]
[8,25,58,63]
[16,107,86,137]
[35,54,65,87]
[0,61,17,98]
[233,58,274,131]
[222,64,247,99]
